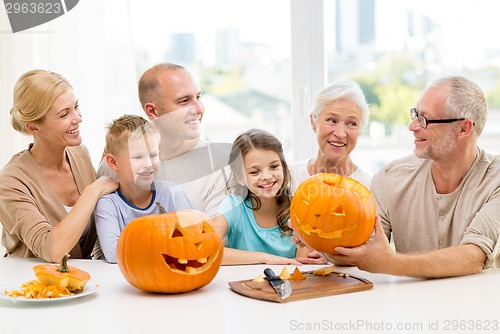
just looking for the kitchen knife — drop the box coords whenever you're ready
[263,268,292,300]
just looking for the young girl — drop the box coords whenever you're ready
[213,129,324,265]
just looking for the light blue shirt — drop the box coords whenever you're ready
[217,194,296,258]
[94,180,191,263]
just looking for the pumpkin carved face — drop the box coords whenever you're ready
[290,173,376,254]
[116,210,223,293]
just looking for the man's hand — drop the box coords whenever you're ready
[328,217,395,273]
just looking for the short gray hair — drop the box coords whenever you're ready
[311,79,370,130]
[425,75,487,137]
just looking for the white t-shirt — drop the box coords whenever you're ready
[289,159,372,192]
[156,139,232,218]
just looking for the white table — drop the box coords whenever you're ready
[0,258,499,334]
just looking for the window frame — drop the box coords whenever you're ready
[290,0,326,162]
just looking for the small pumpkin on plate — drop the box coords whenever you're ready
[32,254,91,293]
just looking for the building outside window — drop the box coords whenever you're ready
[130,0,500,176]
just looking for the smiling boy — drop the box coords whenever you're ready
[94,115,191,263]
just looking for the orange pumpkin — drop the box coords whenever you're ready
[116,209,223,293]
[33,254,91,293]
[290,173,376,254]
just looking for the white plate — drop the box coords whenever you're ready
[0,284,98,304]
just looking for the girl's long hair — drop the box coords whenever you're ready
[226,129,292,235]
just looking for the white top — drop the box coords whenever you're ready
[0,258,499,334]
[156,139,231,218]
[289,159,372,192]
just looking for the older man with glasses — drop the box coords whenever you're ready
[410,107,467,128]
[326,75,500,278]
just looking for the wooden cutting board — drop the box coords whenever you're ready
[228,268,373,303]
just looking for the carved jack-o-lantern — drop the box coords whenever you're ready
[116,209,223,293]
[290,173,376,254]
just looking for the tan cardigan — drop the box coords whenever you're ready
[0,145,97,261]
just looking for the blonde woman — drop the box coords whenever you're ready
[0,70,118,262]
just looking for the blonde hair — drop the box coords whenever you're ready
[105,114,159,155]
[10,69,73,135]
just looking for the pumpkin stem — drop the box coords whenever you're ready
[58,253,71,273]
[156,201,167,214]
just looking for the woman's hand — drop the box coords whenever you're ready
[288,219,310,249]
[50,176,118,262]
[295,250,328,265]
[289,220,328,264]
[92,176,119,197]
[290,234,309,248]
[221,248,303,266]
[261,253,303,266]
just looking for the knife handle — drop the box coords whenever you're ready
[264,268,279,281]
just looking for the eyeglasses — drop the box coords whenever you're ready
[410,108,465,129]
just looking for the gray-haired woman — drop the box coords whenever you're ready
[289,79,371,191]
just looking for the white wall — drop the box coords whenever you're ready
[0,1,139,256]
[0,0,139,169]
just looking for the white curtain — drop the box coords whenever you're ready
[0,0,140,169]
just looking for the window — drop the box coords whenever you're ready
[2,0,499,173]
[313,0,500,175]
[130,0,500,174]
[129,0,293,156]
